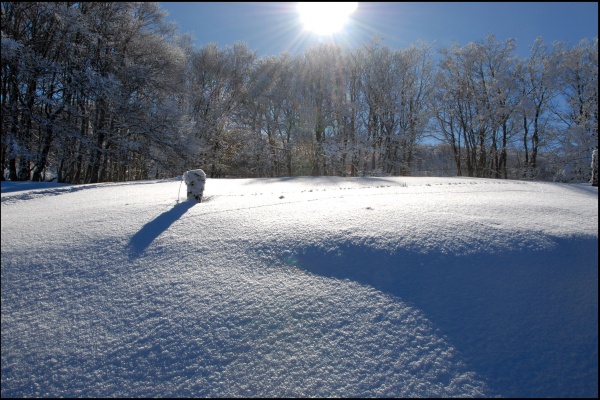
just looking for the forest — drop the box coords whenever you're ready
[1,2,598,183]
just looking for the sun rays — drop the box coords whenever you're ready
[297,2,358,36]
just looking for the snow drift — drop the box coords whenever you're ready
[1,176,597,398]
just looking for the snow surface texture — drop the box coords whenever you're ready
[183,169,206,203]
[1,176,598,398]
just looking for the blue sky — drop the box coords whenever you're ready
[159,2,598,58]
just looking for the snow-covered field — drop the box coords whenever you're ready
[1,176,597,398]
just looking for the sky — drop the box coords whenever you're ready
[159,2,599,58]
[1,176,598,397]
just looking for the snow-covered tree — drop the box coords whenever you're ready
[356,38,434,176]
[514,37,561,179]
[434,35,519,178]
[184,42,256,178]
[1,2,188,183]
[2,3,596,182]
[553,38,598,182]
[241,52,303,177]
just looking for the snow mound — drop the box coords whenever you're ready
[1,177,597,397]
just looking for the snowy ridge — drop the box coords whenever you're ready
[0,178,181,204]
[1,177,597,397]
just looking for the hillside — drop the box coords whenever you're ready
[1,176,598,398]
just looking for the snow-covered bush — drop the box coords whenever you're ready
[183,169,206,202]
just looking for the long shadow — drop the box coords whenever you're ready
[284,237,598,398]
[128,201,195,258]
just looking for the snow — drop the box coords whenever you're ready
[1,176,597,398]
[183,169,207,203]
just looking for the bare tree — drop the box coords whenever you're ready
[514,38,561,179]
[185,42,255,177]
[553,38,598,182]
[435,35,518,178]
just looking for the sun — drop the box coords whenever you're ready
[297,2,358,36]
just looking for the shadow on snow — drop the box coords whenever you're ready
[128,201,196,258]
[282,237,598,398]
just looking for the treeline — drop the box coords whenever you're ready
[1,2,598,183]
